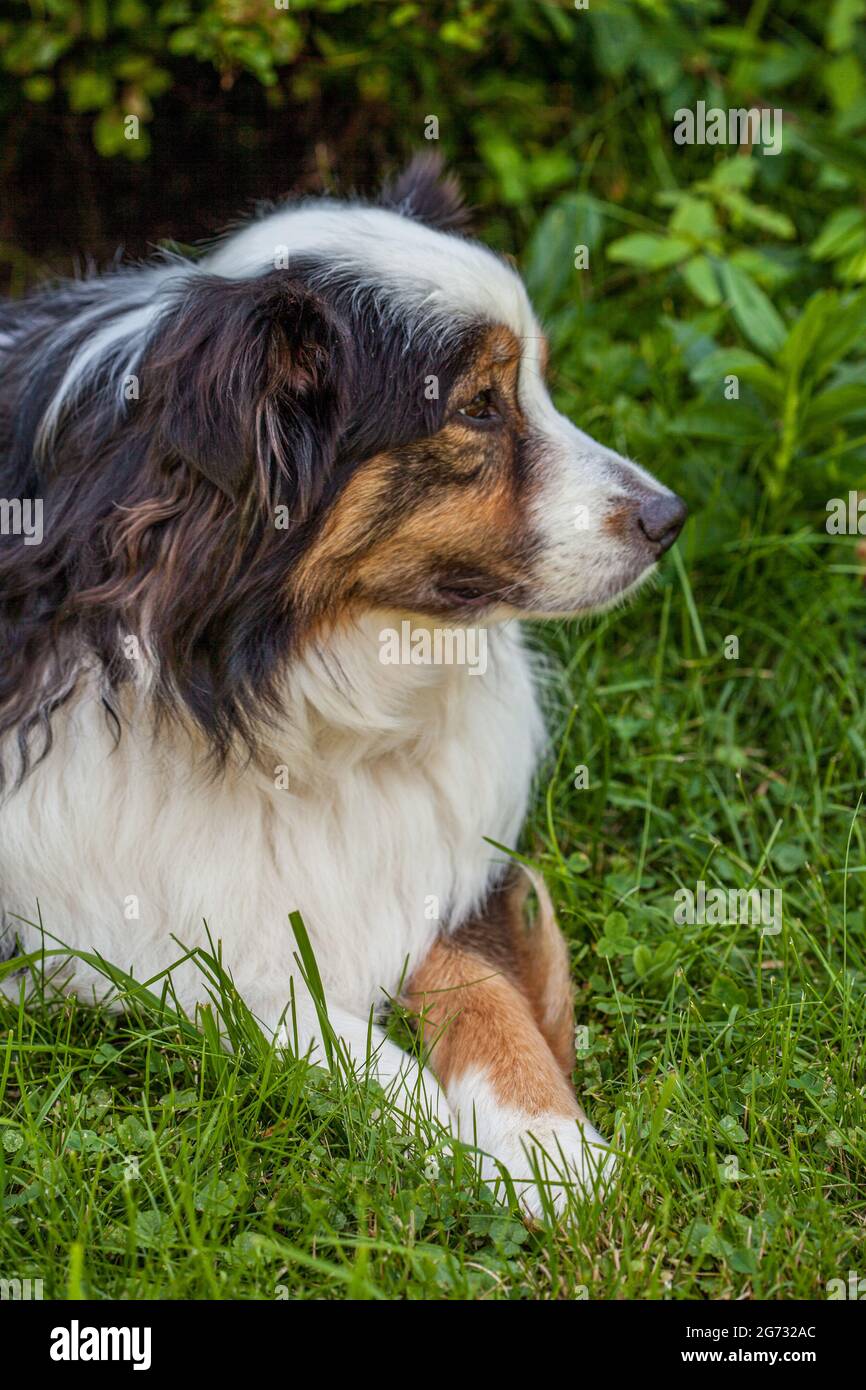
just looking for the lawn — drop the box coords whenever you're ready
[2,501,864,1299]
[2,0,866,1301]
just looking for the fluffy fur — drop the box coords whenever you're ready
[0,156,686,1217]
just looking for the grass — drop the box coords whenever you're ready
[2,508,864,1300]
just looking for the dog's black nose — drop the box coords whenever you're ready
[637,493,687,554]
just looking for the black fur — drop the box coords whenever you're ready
[140,271,351,506]
[379,152,470,233]
[0,166,482,787]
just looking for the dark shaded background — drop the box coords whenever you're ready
[1,1,597,282]
[0,0,788,287]
[4,64,375,265]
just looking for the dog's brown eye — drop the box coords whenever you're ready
[458,389,499,422]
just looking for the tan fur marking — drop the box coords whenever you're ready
[292,454,394,609]
[291,323,536,625]
[405,893,585,1121]
[446,864,576,1076]
[504,866,577,1077]
[451,325,521,384]
[352,471,521,593]
[603,501,634,539]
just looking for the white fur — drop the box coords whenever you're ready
[512,339,673,613]
[35,278,163,450]
[447,1069,615,1218]
[0,614,540,1099]
[37,205,534,453]
[207,202,532,328]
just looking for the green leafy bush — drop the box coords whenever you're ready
[7,1,861,508]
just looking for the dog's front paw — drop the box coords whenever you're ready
[482,1114,616,1220]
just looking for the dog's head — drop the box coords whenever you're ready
[2,155,686,769]
[139,154,686,627]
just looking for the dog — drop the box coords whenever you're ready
[0,156,686,1217]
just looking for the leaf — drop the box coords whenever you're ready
[719,262,786,356]
[67,69,114,113]
[602,911,630,940]
[632,944,653,977]
[607,233,692,270]
[689,347,783,403]
[728,247,794,291]
[707,156,755,191]
[159,1087,198,1110]
[839,247,866,282]
[524,192,602,316]
[681,255,722,306]
[669,197,719,243]
[194,1176,238,1217]
[783,288,866,382]
[667,403,770,443]
[717,190,796,240]
[527,149,577,195]
[709,976,749,1010]
[2,1128,24,1154]
[779,290,837,378]
[92,106,127,157]
[650,1072,680,1142]
[134,1210,165,1248]
[440,19,485,51]
[719,1114,749,1144]
[715,743,749,769]
[652,940,679,974]
[22,75,54,101]
[730,1246,759,1275]
[739,1070,774,1094]
[772,843,807,873]
[167,26,200,57]
[789,1072,823,1093]
[687,1223,736,1262]
[389,4,420,26]
[476,130,529,205]
[64,1128,109,1154]
[811,206,866,261]
[116,1115,150,1149]
[823,52,865,113]
[827,0,866,53]
[289,908,333,1067]
[802,384,866,435]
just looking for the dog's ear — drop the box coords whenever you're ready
[379,152,470,233]
[140,271,350,514]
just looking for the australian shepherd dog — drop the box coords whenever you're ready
[0,156,686,1218]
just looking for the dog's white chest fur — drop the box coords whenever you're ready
[0,615,543,1025]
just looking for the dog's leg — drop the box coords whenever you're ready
[404,866,613,1218]
[250,987,453,1133]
